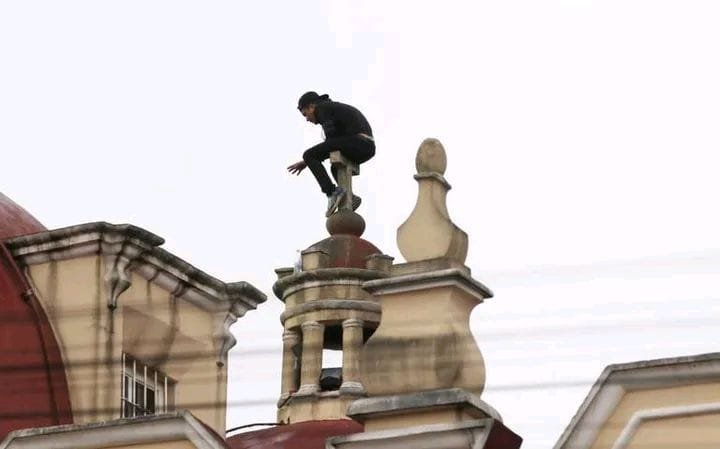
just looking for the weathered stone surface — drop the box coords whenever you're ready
[327,210,366,237]
[346,388,501,422]
[415,137,448,174]
[397,139,468,263]
[273,219,390,424]
[359,275,488,397]
[327,417,523,449]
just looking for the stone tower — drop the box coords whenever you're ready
[273,152,393,424]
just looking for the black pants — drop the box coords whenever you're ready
[303,136,375,195]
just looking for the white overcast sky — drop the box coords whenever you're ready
[2,1,720,448]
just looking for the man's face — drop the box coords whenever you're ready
[300,104,317,123]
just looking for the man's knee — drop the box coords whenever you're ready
[302,149,313,163]
[303,147,325,163]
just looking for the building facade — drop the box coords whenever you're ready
[0,194,266,448]
[555,353,720,449]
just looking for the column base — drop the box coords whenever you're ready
[277,392,292,407]
[339,381,366,396]
[295,384,320,397]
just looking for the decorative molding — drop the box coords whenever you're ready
[328,419,494,449]
[295,384,320,396]
[6,222,266,363]
[282,279,368,299]
[6,222,266,316]
[272,267,387,300]
[103,240,147,309]
[362,268,493,301]
[214,312,238,367]
[280,299,380,324]
[301,320,323,331]
[282,329,300,342]
[0,410,227,449]
[342,318,365,329]
[611,402,720,449]
[347,388,502,423]
[339,381,366,396]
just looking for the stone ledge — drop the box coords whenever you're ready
[0,410,228,449]
[4,221,267,367]
[328,418,523,449]
[346,388,502,423]
[6,221,267,313]
[273,267,388,300]
[362,268,493,301]
[390,257,470,277]
[280,299,381,324]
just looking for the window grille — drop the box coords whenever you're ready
[121,353,172,417]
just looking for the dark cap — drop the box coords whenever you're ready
[298,91,330,110]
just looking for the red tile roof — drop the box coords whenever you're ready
[226,420,363,449]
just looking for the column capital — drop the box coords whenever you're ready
[342,318,364,329]
[282,329,300,342]
[301,320,324,331]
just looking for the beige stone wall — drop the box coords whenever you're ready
[589,382,720,449]
[627,414,720,449]
[278,395,358,424]
[360,284,485,396]
[26,256,228,434]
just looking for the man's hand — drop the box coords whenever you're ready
[287,160,307,175]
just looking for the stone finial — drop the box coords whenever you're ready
[415,137,447,174]
[397,138,468,263]
[326,210,365,236]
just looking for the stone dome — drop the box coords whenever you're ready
[304,234,382,269]
[0,192,45,240]
[0,192,71,439]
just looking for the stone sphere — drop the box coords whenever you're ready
[415,138,447,174]
[326,210,365,237]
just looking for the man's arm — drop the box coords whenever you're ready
[287,160,306,175]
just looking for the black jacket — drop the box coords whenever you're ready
[315,100,373,139]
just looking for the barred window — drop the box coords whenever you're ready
[121,353,172,417]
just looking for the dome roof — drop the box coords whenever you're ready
[305,235,381,269]
[0,193,71,439]
[226,420,362,449]
[0,193,45,240]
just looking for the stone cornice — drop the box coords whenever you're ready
[5,222,267,366]
[0,410,228,449]
[362,268,493,301]
[346,388,502,423]
[6,222,266,313]
[272,267,387,301]
[553,352,720,449]
[280,299,381,324]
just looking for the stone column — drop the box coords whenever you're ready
[297,321,324,396]
[278,329,300,406]
[340,318,365,395]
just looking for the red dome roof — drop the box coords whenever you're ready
[305,235,381,269]
[0,193,71,439]
[0,193,45,240]
[226,420,362,449]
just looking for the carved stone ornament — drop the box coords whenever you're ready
[397,138,468,263]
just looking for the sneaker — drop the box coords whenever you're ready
[351,195,362,211]
[326,186,346,217]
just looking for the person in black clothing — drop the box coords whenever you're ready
[287,91,375,217]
